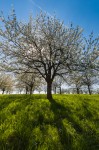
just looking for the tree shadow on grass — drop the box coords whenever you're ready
[49,98,99,150]
[1,96,99,150]
[48,98,82,150]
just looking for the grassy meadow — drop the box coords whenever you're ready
[0,94,99,150]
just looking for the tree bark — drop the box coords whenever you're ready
[26,86,28,94]
[47,82,52,100]
[88,85,92,95]
[2,88,5,94]
[76,84,80,94]
[60,87,62,94]
[76,87,80,94]
[30,88,32,95]
[29,85,33,95]
[55,87,56,94]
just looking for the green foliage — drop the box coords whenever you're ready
[0,94,99,150]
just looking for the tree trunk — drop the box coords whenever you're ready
[47,82,52,100]
[60,87,62,94]
[76,84,80,94]
[88,85,92,95]
[26,86,28,94]
[2,88,5,94]
[76,87,80,94]
[30,86,33,95]
[2,91,4,94]
[55,87,56,94]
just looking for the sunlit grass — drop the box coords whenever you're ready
[0,94,99,150]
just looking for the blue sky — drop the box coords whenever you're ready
[0,0,99,37]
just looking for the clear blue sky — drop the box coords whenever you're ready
[0,0,99,36]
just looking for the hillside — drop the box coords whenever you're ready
[0,94,99,150]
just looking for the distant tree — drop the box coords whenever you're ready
[36,79,46,94]
[36,86,42,94]
[64,88,71,94]
[65,33,99,95]
[16,72,41,94]
[96,88,99,94]
[52,76,64,94]
[42,83,47,94]
[0,73,14,94]
[65,72,83,94]
[15,81,24,94]
[0,10,84,99]
[52,79,59,94]
[81,33,99,94]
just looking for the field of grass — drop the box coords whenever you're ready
[0,94,99,150]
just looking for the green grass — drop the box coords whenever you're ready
[0,94,99,150]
